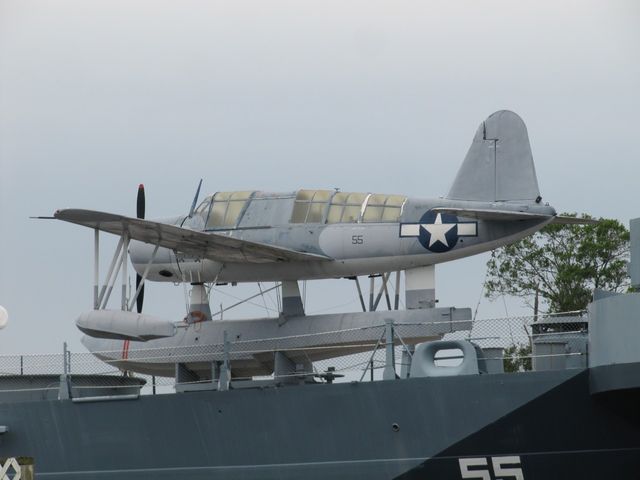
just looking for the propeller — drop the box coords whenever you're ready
[135,184,145,313]
[134,180,202,313]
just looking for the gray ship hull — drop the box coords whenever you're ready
[1,364,639,479]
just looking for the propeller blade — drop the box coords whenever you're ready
[136,274,145,314]
[136,184,145,313]
[136,184,145,220]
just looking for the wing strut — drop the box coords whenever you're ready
[121,233,129,311]
[92,229,160,312]
[96,235,124,309]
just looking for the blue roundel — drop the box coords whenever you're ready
[418,211,459,253]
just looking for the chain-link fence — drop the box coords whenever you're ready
[0,312,588,399]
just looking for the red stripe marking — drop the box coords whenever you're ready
[122,339,130,360]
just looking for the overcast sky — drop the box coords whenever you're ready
[1,0,639,354]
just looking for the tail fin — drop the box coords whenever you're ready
[446,110,540,202]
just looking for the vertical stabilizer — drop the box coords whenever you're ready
[447,110,540,202]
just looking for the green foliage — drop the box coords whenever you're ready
[485,215,629,313]
[503,344,532,372]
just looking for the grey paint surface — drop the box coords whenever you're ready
[0,368,582,479]
[589,292,640,367]
[447,111,540,202]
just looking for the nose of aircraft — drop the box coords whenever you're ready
[128,240,178,280]
[128,214,188,281]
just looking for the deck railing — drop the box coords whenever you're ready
[0,313,587,399]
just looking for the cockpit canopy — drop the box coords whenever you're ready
[195,191,253,229]
[194,189,407,229]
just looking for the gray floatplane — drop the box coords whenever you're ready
[50,110,587,380]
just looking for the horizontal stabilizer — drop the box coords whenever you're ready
[550,216,599,225]
[54,209,331,264]
[433,208,599,225]
[431,207,553,222]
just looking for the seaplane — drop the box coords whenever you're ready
[47,110,589,384]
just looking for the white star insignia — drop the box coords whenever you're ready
[421,213,455,248]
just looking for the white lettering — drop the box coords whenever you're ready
[492,456,524,480]
[459,457,491,480]
[459,456,524,480]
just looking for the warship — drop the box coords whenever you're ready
[1,111,639,478]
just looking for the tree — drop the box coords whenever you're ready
[485,215,630,313]
[503,344,532,372]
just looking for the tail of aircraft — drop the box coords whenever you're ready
[446,110,541,203]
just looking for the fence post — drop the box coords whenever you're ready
[383,319,397,380]
[400,345,415,379]
[58,342,72,400]
[217,331,231,391]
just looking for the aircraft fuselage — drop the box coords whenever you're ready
[129,195,555,283]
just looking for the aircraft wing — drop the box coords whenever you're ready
[432,208,598,225]
[53,209,332,264]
